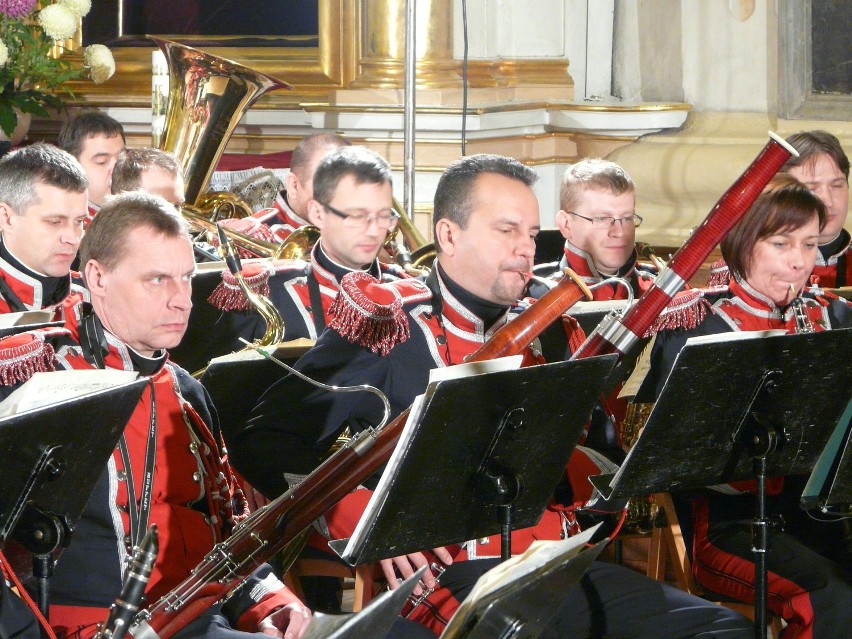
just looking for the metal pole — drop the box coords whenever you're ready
[403,0,416,219]
[117,0,124,38]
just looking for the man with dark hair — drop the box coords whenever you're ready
[111,147,185,207]
[0,142,88,315]
[57,111,126,220]
[782,130,850,287]
[0,192,312,639]
[228,154,753,639]
[171,145,408,373]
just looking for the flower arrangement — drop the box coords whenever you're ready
[0,0,115,137]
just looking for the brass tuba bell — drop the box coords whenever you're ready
[151,37,320,260]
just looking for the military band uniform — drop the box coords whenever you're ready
[0,241,86,316]
[637,278,852,639]
[228,266,753,638]
[532,239,656,483]
[0,296,303,639]
[257,190,313,242]
[811,228,852,287]
[171,239,407,373]
[0,560,40,639]
[532,241,655,301]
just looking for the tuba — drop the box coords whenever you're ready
[151,37,319,258]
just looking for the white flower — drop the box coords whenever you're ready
[37,4,78,40]
[0,42,8,67]
[58,0,91,18]
[84,44,115,84]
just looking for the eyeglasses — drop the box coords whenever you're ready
[321,202,399,230]
[568,212,644,228]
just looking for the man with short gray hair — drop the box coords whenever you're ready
[0,142,89,315]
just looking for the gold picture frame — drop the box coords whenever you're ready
[68,0,357,108]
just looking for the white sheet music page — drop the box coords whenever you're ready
[0,370,139,419]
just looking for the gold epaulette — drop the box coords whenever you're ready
[329,271,431,355]
[643,288,715,337]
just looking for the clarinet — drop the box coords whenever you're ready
[791,297,816,334]
[96,526,159,639]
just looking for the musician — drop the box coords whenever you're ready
[171,145,407,373]
[111,147,185,207]
[215,133,353,251]
[57,111,125,222]
[0,193,311,639]
[0,143,89,316]
[782,131,851,288]
[262,132,352,237]
[532,158,654,299]
[229,154,754,638]
[709,131,851,290]
[532,159,653,468]
[637,176,852,638]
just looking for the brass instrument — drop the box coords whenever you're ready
[152,37,290,207]
[183,206,319,261]
[636,242,669,273]
[190,227,287,379]
[151,37,319,260]
[386,197,436,272]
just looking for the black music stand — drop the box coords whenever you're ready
[0,379,149,615]
[440,534,608,639]
[590,329,852,639]
[301,567,425,639]
[200,340,314,434]
[329,356,618,565]
[801,398,852,514]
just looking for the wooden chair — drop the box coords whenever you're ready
[284,558,379,612]
[647,492,783,638]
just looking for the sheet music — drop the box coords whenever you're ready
[0,370,139,418]
[441,524,600,638]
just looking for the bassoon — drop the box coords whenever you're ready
[131,133,795,639]
[128,271,592,639]
[570,131,797,360]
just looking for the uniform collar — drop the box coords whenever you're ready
[560,241,638,282]
[426,262,511,335]
[0,241,71,310]
[67,300,168,375]
[273,190,311,228]
[816,228,850,266]
[311,240,382,288]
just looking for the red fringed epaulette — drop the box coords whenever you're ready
[208,262,275,311]
[706,259,731,287]
[643,288,713,337]
[329,271,431,356]
[0,332,58,386]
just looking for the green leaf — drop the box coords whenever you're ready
[0,108,17,138]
